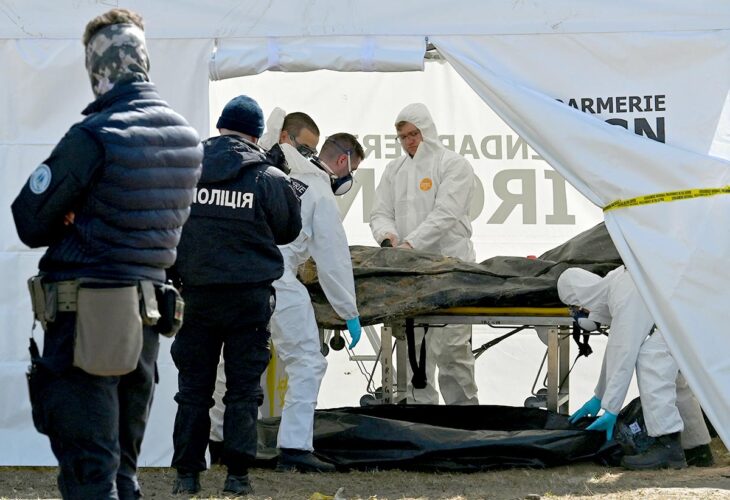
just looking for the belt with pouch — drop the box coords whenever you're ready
[29,278,157,324]
[28,276,181,337]
[52,280,79,312]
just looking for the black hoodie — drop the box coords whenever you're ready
[173,135,302,287]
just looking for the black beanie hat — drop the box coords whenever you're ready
[216,95,265,138]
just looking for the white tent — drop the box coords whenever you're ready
[2,1,729,465]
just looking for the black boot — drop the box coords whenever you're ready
[685,443,715,467]
[276,448,336,473]
[223,473,254,495]
[621,432,687,470]
[171,471,200,495]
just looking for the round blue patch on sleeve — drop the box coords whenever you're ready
[29,164,52,194]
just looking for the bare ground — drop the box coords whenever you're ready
[1,439,728,500]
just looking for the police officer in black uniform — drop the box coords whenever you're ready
[10,9,203,500]
[170,95,302,496]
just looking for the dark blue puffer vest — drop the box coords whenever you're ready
[40,81,203,282]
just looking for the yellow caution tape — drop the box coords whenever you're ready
[603,186,730,212]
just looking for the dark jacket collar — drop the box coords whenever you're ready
[82,77,156,116]
[200,135,275,184]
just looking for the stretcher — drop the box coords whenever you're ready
[313,225,620,412]
[376,306,577,414]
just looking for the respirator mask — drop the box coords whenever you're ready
[309,152,354,196]
[569,305,601,332]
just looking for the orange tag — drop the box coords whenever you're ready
[419,177,433,191]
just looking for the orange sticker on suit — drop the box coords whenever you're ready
[419,177,433,191]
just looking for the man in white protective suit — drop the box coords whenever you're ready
[210,109,364,473]
[557,266,714,470]
[624,331,714,469]
[370,103,479,405]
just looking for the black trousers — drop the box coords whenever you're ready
[35,312,158,500]
[171,284,273,475]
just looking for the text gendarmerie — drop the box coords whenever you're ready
[556,93,667,143]
[557,94,666,114]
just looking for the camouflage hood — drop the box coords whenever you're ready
[85,23,150,97]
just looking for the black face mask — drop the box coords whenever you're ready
[330,173,354,196]
[309,156,353,196]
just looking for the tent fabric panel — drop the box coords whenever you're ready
[605,203,730,458]
[3,1,730,39]
[426,31,730,155]
[710,90,730,158]
[147,39,214,134]
[0,40,90,145]
[432,34,730,447]
[0,38,212,142]
[210,36,425,80]
[0,250,43,362]
[0,366,56,466]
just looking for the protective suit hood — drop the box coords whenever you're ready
[395,103,439,145]
[259,107,287,151]
[370,102,476,261]
[280,143,329,183]
[394,102,448,163]
[260,106,327,182]
[557,268,612,325]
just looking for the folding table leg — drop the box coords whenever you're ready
[380,324,393,404]
[547,326,571,414]
[395,329,408,403]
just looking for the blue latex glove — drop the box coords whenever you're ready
[569,396,602,424]
[345,317,362,349]
[586,411,618,441]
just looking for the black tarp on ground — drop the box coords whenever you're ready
[256,405,619,471]
[301,222,622,329]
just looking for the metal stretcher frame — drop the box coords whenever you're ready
[379,306,575,414]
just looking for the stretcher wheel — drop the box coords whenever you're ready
[524,395,547,409]
[360,394,377,407]
[320,343,330,357]
[524,396,540,408]
[330,334,346,351]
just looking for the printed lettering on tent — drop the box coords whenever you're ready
[211,63,604,262]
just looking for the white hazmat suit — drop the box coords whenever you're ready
[558,266,649,414]
[558,265,709,445]
[637,331,710,446]
[370,103,478,405]
[268,141,359,451]
[211,110,359,453]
